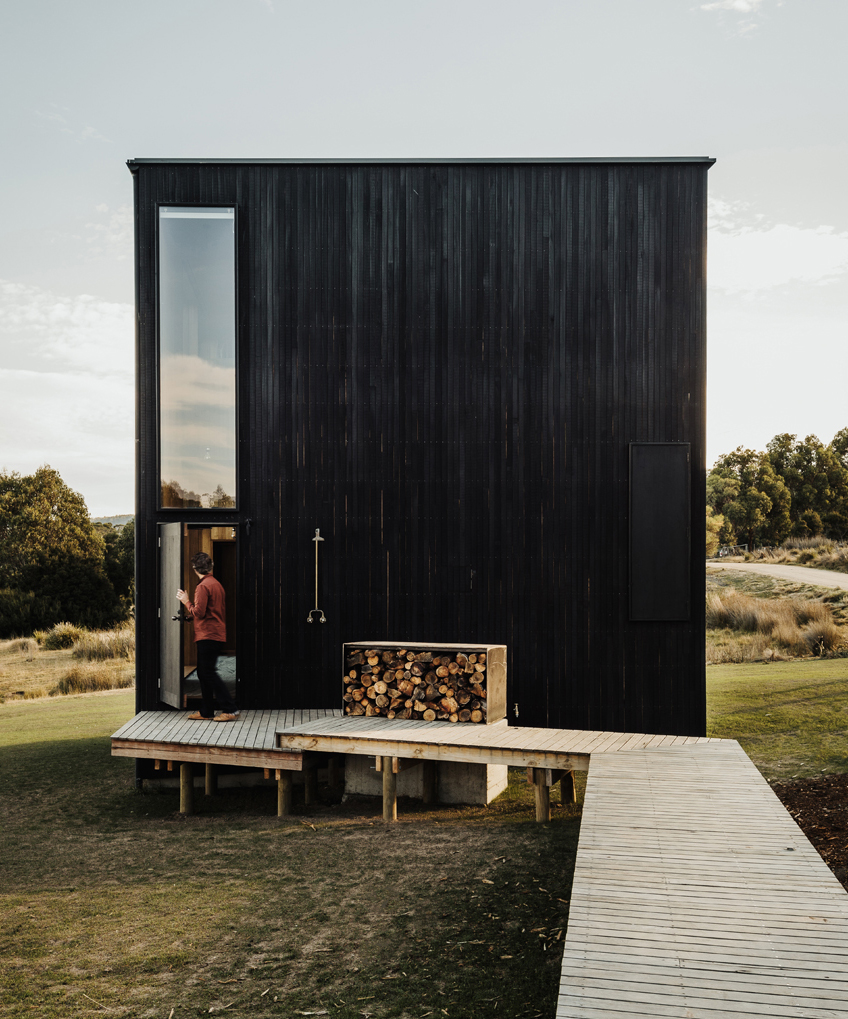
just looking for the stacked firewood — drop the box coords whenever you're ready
[343,647,489,722]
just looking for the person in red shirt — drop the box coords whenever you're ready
[177,551,239,721]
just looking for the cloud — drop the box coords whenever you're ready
[698,0,775,34]
[0,279,133,378]
[83,204,133,263]
[707,198,848,292]
[701,0,766,11]
[160,354,236,413]
[0,366,133,516]
[34,103,111,143]
[0,281,134,514]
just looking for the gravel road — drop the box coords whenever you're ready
[706,561,848,591]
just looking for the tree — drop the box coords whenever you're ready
[0,466,123,630]
[705,506,726,557]
[706,473,739,545]
[830,427,848,469]
[211,484,235,508]
[708,447,791,548]
[766,432,848,539]
[103,519,135,604]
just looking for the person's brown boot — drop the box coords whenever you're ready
[214,712,240,721]
[187,711,212,720]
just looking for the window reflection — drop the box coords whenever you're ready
[159,207,236,509]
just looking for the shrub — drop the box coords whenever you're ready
[72,623,135,661]
[801,620,845,655]
[0,588,62,639]
[41,621,87,650]
[50,663,133,696]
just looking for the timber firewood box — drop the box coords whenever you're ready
[342,642,506,724]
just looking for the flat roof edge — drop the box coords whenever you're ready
[127,156,716,171]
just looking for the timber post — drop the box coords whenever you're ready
[382,757,398,822]
[561,769,576,804]
[534,768,551,823]
[180,763,194,815]
[422,760,437,805]
[205,763,217,796]
[303,761,318,806]
[277,771,293,816]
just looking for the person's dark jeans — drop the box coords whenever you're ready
[195,639,236,717]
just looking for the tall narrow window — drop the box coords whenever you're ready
[159,207,236,509]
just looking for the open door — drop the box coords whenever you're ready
[159,522,183,707]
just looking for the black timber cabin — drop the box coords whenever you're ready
[129,156,713,747]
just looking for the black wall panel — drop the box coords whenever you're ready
[630,443,691,621]
[132,160,709,736]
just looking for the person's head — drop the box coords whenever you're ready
[191,552,213,576]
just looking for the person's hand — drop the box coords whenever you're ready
[176,589,189,606]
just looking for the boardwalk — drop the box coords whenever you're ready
[558,741,848,1019]
[111,711,848,1016]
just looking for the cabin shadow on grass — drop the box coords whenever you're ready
[0,692,581,1019]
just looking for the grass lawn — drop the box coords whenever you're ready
[0,691,582,1019]
[707,658,848,780]
[5,652,847,1017]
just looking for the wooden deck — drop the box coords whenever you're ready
[112,711,848,1016]
[111,709,341,770]
[558,740,848,1019]
[275,713,724,769]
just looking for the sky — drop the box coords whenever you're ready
[1,0,847,517]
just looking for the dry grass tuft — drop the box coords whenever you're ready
[72,622,135,661]
[743,538,848,574]
[706,632,775,665]
[50,663,133,696]
[706,589,846,661]
[2,637,38,658]
[40,622,87,650]
[801,619,844,655]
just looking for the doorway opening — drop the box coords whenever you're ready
[182,525,237,709]
[159,522,237,709]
